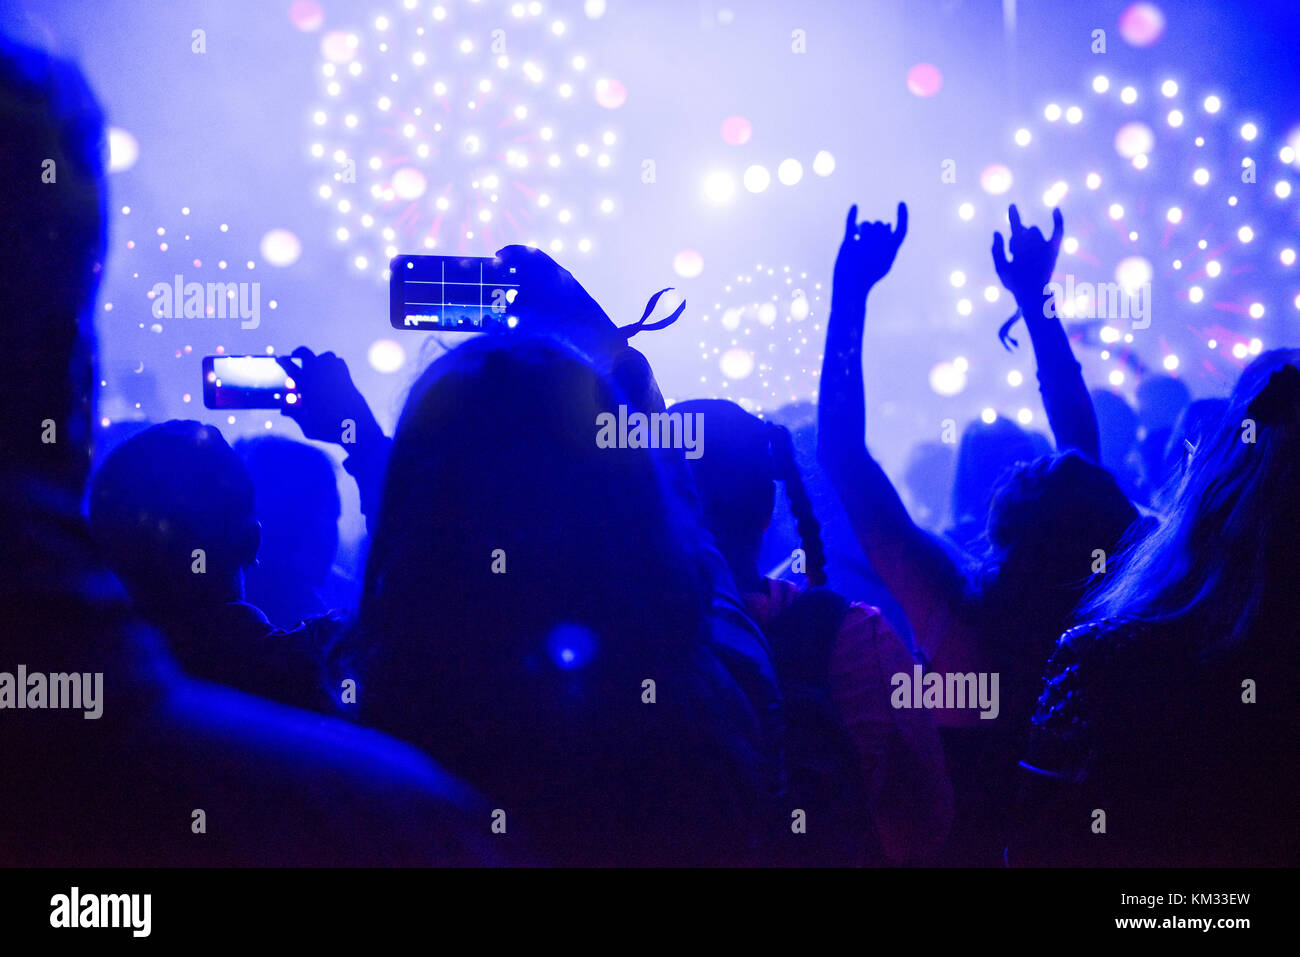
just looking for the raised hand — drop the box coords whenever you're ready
[277,347,382,446]
[992,204,1064,306]
[494,244,616,359]
[832,202,908,304]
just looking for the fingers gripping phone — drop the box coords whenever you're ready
[389,254,521,331]
[202,355,301,409]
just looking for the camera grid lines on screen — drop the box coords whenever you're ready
[402,258,519,330]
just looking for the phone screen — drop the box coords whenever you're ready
[202,355,300,409]
[389,254,521,331]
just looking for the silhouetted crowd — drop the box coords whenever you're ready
[2,37,1295,868]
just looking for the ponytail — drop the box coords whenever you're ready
[767,423,828,586]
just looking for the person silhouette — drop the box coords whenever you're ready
[673,398,953,864]
[349,334,773,865]
[89,419,347,713]
[0,35,498,866]
[236,435,354,629]
[1015,353,1300,866]
[819,201,1136,864]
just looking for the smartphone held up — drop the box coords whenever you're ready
[389,254,521,332]
[202,355,301,410]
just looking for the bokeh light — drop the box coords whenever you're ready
[929,361,967,397]
[1116,255,1153,294]
[906,62,943,98]
[702,170,737,204]
[107,127,139,173]
[720,347,754,380]
[259,229,303,267]
[980,163,1014,195]
[1118,3,1167,47]
[743,164,771,193]
[673,248,704,278]
[367,338,406,373]
[1115,121,1156,159]
[720,116,753,146]
[594,76,627,109]
[288,0,324,32]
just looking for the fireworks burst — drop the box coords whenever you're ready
[307,0,626,279]
[944,72,1297,391]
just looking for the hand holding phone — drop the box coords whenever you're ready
[275,347,383,446]
[202,349,383,448]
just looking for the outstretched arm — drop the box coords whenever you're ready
[818,206,895,478]
[818,204,975,674]
[277,347,392,534]
[993,205,1101,462]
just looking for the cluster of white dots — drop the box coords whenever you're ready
[931,72,1295,406]
[308,1,624,279]
[694,264,826,412]
[97,207,289,431]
